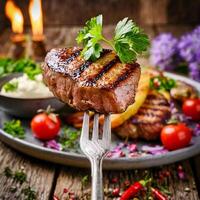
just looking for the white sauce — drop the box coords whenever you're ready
[1,74,53,99]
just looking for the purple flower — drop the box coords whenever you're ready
[193,124,200,136]
[178,26,200,81]
[150,33,179,70]
[189,62,200,82]
[43,139,61,151]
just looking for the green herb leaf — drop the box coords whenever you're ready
[22,186,36,200]
[76,15,149,63]
[3,120,25,139]
[150,76,176,91]
[0,58,41,79]
[2,81,18,92]
[14,170,27,184]
[76,15,103,61]
[59,126,80,150]
[4,167,13,178]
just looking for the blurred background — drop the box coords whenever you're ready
[1,0,200,49]
[0,0,200,80]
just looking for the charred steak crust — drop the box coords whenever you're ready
[42,47,141,113]
[115,92,171,140]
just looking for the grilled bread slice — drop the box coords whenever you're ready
[43,47,141,113]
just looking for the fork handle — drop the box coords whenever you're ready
[91,158,104,200]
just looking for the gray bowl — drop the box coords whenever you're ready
[0,73,65,118]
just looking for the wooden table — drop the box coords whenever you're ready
[0,141,199,200]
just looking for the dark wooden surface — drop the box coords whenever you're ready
[0,141,200,200]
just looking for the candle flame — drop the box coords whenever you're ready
[29,0,43,40]
[5,0,24,34]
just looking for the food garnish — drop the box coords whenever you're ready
[31,106,61,140]
[161,123,192,150]
[76,15,149,63]
[0,57,41,80]
[2,81,18,92]
[150,75,176,91]
[59,126,80,150]
[3,119,25,139]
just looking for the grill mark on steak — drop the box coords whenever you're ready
[111,63,140,88]
[84,57,119,86]
[72,49,112,79]
[72,61,92,78]
[132,92,170,125]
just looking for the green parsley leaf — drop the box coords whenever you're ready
[0,58,41,79]
[59,126,80,150]
[76,15,149,63]
[22,186,36,200]
[3,120,25,139]
[150,76,176,91]
[4,167,13,178]
[2,81,18,92]
[14,170,27,184]
[76,15,103,61]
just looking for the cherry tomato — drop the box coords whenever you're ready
[182,99,200,121]
[31,113,61,140]
[161,124,192,150]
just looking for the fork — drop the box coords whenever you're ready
[80,111,111,200]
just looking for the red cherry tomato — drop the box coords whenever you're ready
[31,113,61,140]
[161,124,192,151]
[182,99,200,121]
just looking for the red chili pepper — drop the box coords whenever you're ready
[151,187,168,200]
[120,181,144,200]
[53,195,60,200]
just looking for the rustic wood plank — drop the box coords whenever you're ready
[54,160,199,199]
[191,155,200,196]
[0,141,56,200]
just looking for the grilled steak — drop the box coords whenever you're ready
[42,47,141,113]
[115,92,171,140]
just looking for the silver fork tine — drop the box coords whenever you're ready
[80,111,90,141]
[92,113,99,141]
[103,114,111,149]
[80,111,111,200]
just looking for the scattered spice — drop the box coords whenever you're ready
[177,165,186,180]
[14,170,27,184]
[151,187,168,200]
[4,166,13,177]
[22,186,36,200]
[112,188,120,197]
[2,167,36,200]
[81,175,89,186]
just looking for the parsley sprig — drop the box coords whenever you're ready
[150,76,176,91]
[3,119,25,139]
[0,58,41,80]
[59,126,80,151]
[2,81,18,92]
[76,15,149,63]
